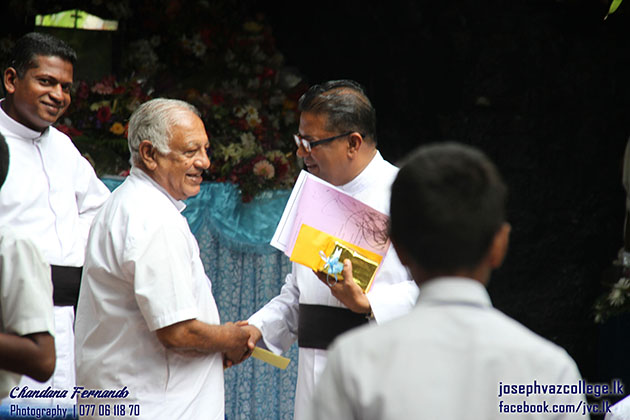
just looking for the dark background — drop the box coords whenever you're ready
[250,0,630,395]
[3,0,629,410]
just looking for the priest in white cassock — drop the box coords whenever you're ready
[241,79,419,420]
[0,32,110,409]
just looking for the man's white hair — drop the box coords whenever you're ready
[127,98,201,165]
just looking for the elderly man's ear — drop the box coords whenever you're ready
[138,140,159,171]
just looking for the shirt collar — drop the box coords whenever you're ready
[130,166,187,213]
[0,99,48,141]
[338,150,384,195]
[417,276,493,308]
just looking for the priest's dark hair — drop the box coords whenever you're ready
[390,142,507,272]
[6,32,77,78]
[0,133,9,189]
[298,79,377,146]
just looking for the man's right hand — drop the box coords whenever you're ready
[240,324,262,349]
[222,322,259,367]
[222,322,251,365]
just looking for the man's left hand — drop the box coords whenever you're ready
[314,259,372,315]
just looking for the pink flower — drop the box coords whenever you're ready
[253,159,275,179]
[91,76,116,95]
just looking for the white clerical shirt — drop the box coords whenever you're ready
[75,167,224,420]
[248,151,419,420]
[0,100,110,267]
[0,99,110,409]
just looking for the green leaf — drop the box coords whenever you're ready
[605,0,623,19]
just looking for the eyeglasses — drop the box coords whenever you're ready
[293,131,354,153]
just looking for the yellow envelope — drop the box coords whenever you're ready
[290,224,382,292]
[252,347,291,370]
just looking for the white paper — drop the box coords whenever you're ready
[270,170,309,253]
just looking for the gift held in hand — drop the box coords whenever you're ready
[290,224,381,292]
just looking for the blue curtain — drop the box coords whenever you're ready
[101,177,298,420]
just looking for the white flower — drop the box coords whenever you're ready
[246,113,262,128]
[223,143,245,161]
[191,37,207,58]
[253,160,275,179]
[608,288,625,307]
[615,277,630,290]
[239,105,261,128]
[265,150,286,162]
[240,132,256,148]
[245,106,258,118]
[234,106,246,118]
[239,132,259,158]
[608,278,630,307]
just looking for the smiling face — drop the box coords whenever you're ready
[296,111,355,186]
[151,111,211,200]
[2,55,73,132]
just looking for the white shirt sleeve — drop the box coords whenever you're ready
[366,247,419,323]
[132,221,199,331]
[0,229,55,337]
[548,355,591,420]
[248,263,300,354]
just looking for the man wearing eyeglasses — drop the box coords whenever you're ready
[243,80,420,420]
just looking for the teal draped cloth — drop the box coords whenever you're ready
[101,177,298,420]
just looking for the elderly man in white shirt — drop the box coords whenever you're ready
[241,80,419,420]
[0,32,110,409]
[306,142,589,420]
[75,98,252,419]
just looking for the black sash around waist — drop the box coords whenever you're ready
[51,265,82,309]
[298,303,369,350]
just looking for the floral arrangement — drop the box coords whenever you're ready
[122,5,307,202]
[51,1,307,201]
[56,75,152,176]
[594,249,630,323]
[183,81,304,202]
[0,1,307,201]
